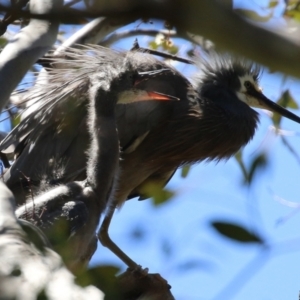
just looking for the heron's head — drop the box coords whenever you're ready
[198,54,300,124]
[116,57,180,104]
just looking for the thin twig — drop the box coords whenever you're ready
[211,248,270,300]
[131,39,194,64]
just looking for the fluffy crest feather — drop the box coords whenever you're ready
[193,52,262,89]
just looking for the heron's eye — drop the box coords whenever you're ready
[244,81,252,89]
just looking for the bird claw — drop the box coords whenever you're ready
[127,265,149,278]
[116,268,174,299]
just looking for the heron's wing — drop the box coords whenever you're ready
[3,110,88,189]
[1,90,89,205]
[117,100,173,152]
[0,80,89,152]
[1,99,174,205]
[117,71,193,151]
[3,99,173,198]
[1,45,124,152]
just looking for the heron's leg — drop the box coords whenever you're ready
[98,202,140,270]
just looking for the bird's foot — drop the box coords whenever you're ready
[127,265,149,278]
[117,268,174,300]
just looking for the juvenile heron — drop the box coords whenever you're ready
[2,46,300,270]
[1,46,192,204]
[15,54,174,272]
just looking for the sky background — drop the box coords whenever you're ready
[2,0,300,299]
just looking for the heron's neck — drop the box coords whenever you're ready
[135,89,259,165]
[86,88,119,208]
[199,82,259,121]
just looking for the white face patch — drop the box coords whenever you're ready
[236,75,263,108]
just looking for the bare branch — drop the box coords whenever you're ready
[170,0,300,77]
[0,1,299,78]
[100,28,176,46]
[0,181,105,299]
[0,0,28,36]
[55,16,137,53]
[0,0,63,111]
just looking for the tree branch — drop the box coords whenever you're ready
[0,181,105,299]
[1,1,299,78]
[0,0,63,111]
[55,16,137,52]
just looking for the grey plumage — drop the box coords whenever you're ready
[3,46,300,209]
[2,46,192,205]
[15,52,174,271]
[4,46,300,270]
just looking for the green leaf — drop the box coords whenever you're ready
[0,37,7,48]
[272,113,281,127]
[167,44,179,55]
[286,9,300,21]
[212,221,264,244]
[142,182,175,206]
[152,188,174,206]
[159,39,178,55]
[277,90,298,109]
[148,41,159,50]
[235,152,267,185]
[273,90,298,126]
[269,1,278,8]
[246,153,267,185]
[12,114,21,128]
[285,1,300,22]
[76,265,120,299]
[234,151,248,182]
[181,165,191,178]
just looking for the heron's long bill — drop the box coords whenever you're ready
[118,90,179,104]
[249,89,300,124]
[146,91,180,101]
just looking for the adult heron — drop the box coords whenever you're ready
[2,46,300,270]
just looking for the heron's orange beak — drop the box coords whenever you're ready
[146,91,180,101]
[117,90,179,104]
[132,69,180,102]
